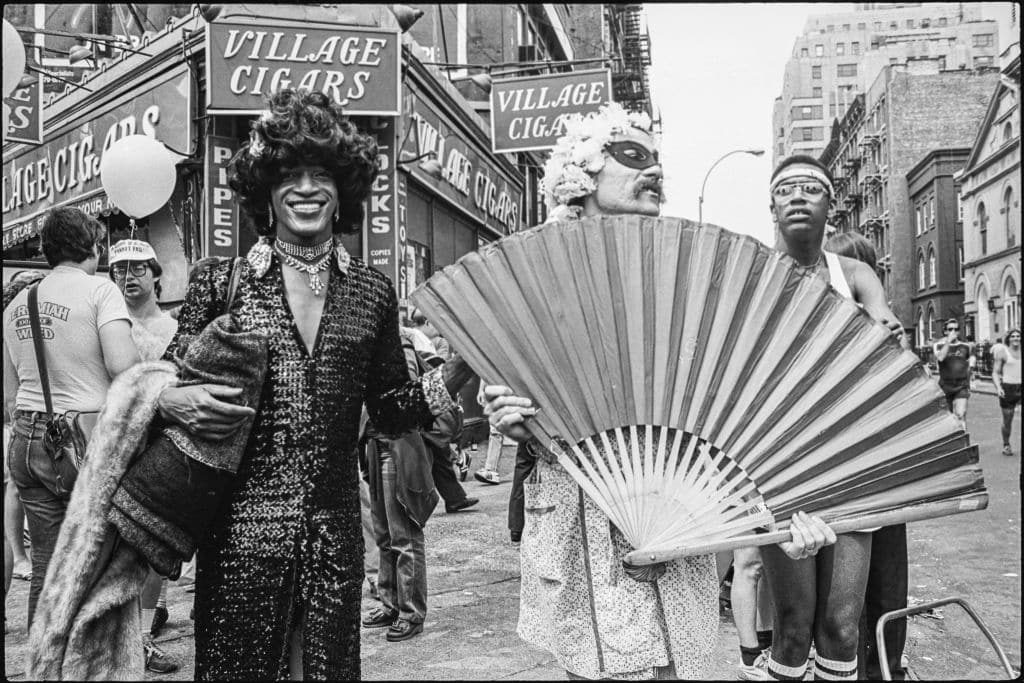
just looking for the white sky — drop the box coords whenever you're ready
[646,2,852,245]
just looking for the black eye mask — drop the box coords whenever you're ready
[605,141,660,170]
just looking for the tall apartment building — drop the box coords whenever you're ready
[772,3,1000,166]
[819,65,998,329]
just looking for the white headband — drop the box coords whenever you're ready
[770,167,834,198]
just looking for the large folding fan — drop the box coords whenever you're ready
[410,216,987,566]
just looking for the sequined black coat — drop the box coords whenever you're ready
[166,248,440,680]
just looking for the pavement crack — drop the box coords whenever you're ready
[432,575,520,597]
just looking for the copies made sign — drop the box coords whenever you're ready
[4,76,43,145]
[206,21,400,115]
[489,69,612,153]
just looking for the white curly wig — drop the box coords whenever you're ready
[541,102,655,222]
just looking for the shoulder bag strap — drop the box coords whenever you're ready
[27,284,55,416]
[224,256,245,314]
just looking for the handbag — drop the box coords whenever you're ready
[26,285,99,472]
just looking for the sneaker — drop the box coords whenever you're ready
[445,497,479,513]
[738,650,770,681]
[143,635,180,674]
[1003,445,1015,457]
[149,605,169,638]
[474,469,501,485]
[362,605,398,629]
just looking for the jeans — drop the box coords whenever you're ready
[430,443,470,506]
[369,443,427,623]
[8,411,79,628]
[858,524,908,680]
[508,444,536,537]
[359,474,379,584]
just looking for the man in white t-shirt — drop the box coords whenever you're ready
[2,208,139,631]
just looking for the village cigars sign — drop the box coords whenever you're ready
[489,69,612,154]
[2,69,192,250]
[206,20,400,115]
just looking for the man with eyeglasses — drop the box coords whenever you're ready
[933,317,975,430]
[107,239,181,674]
[108,241,178,363]
[757,155,908,683]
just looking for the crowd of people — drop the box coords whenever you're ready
[1,89,1017,681]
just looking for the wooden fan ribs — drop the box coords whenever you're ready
[408,217,987,563]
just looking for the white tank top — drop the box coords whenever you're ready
[824,251,853,299]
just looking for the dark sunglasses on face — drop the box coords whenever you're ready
[605,141,660,170]
[946,326,958,332]
[112,263,149,278]
[772,182,828,199]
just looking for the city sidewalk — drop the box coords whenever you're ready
[5,429,1019,680]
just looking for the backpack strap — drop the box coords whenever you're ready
[26,284,55,416]
[224,256,246,313]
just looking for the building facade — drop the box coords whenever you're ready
[905,148,970,348]
[819,65,998,329]
[958,53,1021,343]
[773,2,1000,165]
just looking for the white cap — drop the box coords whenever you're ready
[109,239,158,265]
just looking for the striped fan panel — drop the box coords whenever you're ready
[410,217,987,563]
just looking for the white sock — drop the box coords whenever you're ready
[812,653,857,680]
[767,655,807,681]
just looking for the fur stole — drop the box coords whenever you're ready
[27,361,178,681]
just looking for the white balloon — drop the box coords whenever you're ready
[3,20,27,99]
[100,135,178,218]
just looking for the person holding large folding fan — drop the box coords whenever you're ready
[150,89,473,680]
[481,105,838,681]
[762,155,907,682]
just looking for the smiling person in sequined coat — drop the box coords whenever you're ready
[155,89,472,680]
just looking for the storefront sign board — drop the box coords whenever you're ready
[403,85,524,236]
[489,69,612,153]
[206,21,400,115]
[364,116,401,286]
[204,135,241,258]
[3,76,44,145]
[2,68,192,249]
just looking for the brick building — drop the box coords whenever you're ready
[772,2,1000,165]
[819,65,998,329]
[905,148,971,347]
[958,52,1021,343]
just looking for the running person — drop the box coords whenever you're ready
[992,329,1021,457]
[933,318,975,430]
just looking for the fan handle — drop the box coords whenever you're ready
[623,492,988,565]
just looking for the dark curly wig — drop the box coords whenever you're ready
[228,89,380,236]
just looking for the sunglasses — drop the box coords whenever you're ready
[111,263,150,278]
[946,326,959,332]
[772,182,828,199]
[605,141,660,170]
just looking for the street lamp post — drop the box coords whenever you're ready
[698,149,765,225]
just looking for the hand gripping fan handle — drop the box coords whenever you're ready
[623,493,988,565]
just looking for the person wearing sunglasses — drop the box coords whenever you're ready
[757,155,910,683]
[933,317,975,430]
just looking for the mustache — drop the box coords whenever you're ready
[635,177,665,200]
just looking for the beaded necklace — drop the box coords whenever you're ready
[274,238,333,296]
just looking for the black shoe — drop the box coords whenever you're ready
[386,618,423,642]
[150,605,169,638]
[510,530,522,544]
[362,606,399,629]
[445,497,479,513]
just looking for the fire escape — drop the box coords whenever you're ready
[608,4,653,117]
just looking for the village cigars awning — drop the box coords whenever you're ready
[2,190,122,250]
